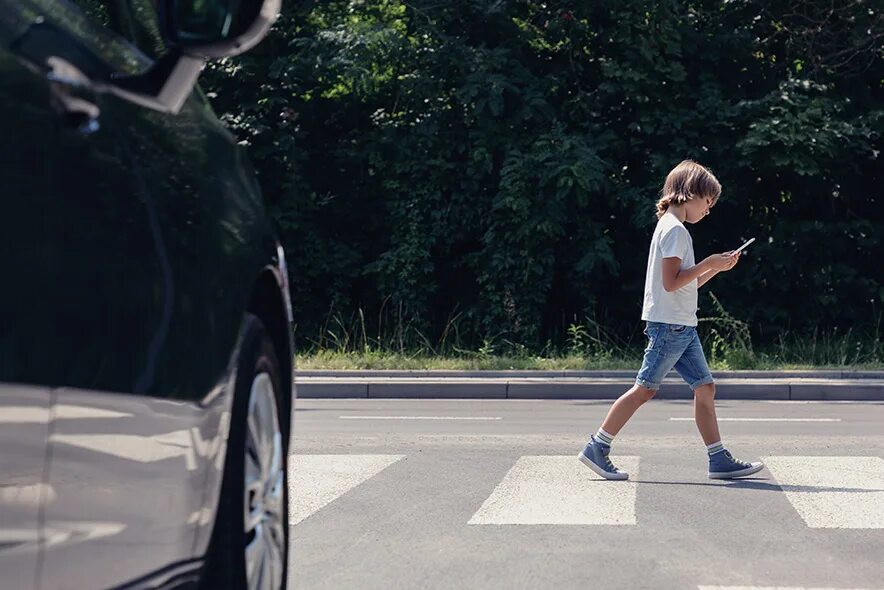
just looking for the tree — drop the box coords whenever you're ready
[202,0,883,352]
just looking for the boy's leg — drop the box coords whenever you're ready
[578,384,657,481]
[600,384,658,436]
[672,329,719,443]
[674,330,763,478]
[693,383,721,445]
[579,322,684,480]
[601,322,688,436]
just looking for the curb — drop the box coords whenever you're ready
[295,369,884,379]
[293,372,884,401]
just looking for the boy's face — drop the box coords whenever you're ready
[684,196,715,224]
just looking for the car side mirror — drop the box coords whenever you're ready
[10,0,280,115]
[160,0,282,58]
[110,0,280,113]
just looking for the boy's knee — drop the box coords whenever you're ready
[634,384,657,403]
[694,382,716,399]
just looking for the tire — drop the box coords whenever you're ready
[202,314,289,590]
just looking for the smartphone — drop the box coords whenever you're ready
[733,237,756,255]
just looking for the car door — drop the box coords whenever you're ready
[3,0,289,586]
[0,12,58,589]
[0,386,52,590]
[77,1,279,563]
[1,1,216,588]
[1,4,147,589]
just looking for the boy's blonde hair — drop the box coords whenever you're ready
[656,160,721,219]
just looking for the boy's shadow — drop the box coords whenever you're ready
[634,478,883,493]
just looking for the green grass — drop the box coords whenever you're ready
[295,350,641,371]
[296,349,884,371]
[295,296,883,371]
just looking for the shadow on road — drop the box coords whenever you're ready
[633,479,883,493]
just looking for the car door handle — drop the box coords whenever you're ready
[12,22,107,134]
[52,89,101,134]
[44,56,101,134]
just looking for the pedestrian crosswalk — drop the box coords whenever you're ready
[288,454,405,525]
[288,453,884,529]
[762,456,884,529]
[468,456,640,525]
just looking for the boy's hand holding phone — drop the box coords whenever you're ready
[721,251,740,270]
[705,253,738,271]
[706,237,753,272]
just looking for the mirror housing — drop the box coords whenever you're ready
[160,0,282,59]
[12,0,279,114]
[111,0,280,113]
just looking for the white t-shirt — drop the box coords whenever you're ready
[641,211,698,326]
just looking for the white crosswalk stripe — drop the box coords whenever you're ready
[468,455,640,525]
[289,454,404,524]
[763,456,884,529]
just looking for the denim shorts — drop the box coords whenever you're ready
[635,322,715,391]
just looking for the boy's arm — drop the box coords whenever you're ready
[697,268,720,289]
[661,257,712,292]
[662,253,736,292]
[697,251,741,288]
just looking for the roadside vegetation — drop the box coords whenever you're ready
[205,1,882,364]
[296,294,883,371]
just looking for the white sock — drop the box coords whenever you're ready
[706,441,725,456]
[595,428,615,446]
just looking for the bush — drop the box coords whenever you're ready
[203,0,883,355]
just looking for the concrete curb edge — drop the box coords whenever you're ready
[293,375,884,401]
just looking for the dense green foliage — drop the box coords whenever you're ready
[202,0,883,355]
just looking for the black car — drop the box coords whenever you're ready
[0,1,293,589]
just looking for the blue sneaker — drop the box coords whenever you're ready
[578,436,628,480]
[708,450,764,479]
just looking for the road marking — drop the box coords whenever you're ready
[0,483,56,507]
[468,455,640,525]
[763,456,884,529]
[42,521,127,546]
[699,586,877,589]
[54,405,132,419]
[699,587,879,590]
[669,418,841,422]
[763,400,881,404]
[51,432,190,463]
[338,415,502,420]
[289,454,405,524]
[0,407,45,423]
[0,405,131,423]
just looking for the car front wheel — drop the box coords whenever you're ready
[203,314,288,590]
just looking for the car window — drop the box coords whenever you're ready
[126,0,167,60]
[7,0,147,74]
[66,0,118,27]
[68,0,167,60]
[0,3,33,47]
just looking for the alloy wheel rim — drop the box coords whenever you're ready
[243,372,285,590]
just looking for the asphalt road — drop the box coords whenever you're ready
[288,398,884,590]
